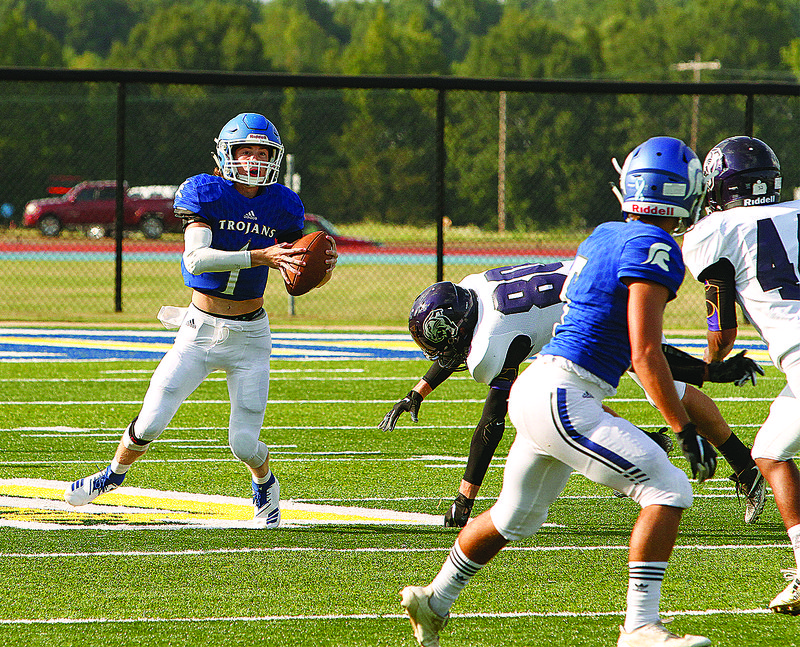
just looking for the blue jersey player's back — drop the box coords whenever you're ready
[175,173,304,301]
[542,220,684,387]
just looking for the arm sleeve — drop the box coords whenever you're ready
[661,343,705,387]
[422,362,454,390]
[697,258,737,331]
[182,225,251,275]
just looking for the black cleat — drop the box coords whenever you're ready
[646,427,674,455]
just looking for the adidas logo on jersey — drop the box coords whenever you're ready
[186,319,196,329]
[243,211,257,220]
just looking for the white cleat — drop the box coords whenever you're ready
[400,585,449,647]
[770,568,800,615]
[617,621,711,647]
[252,473,280,528]
[64,466,125,506]
[729,466,767,524]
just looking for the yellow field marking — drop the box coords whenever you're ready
[0,479,441,529]
[0,336,173,353]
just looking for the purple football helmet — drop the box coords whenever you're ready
[408,282,478,370]
[703,136,781,212]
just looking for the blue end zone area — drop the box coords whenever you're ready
[0,328,426,362]
[0,328,769,363]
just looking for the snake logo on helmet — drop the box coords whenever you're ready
[613,136,705,233]
[408,282,478,370]
[703,136,781,213]
[213,113,284,187]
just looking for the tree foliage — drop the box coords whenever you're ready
[2,0,800,229]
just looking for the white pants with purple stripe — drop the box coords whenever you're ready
[491,355,693,541]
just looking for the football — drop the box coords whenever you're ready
[284,231,332,296]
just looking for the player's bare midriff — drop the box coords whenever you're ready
[191,290,263,317]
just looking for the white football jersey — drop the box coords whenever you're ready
[683,199,800,368]
[458,262,571,384]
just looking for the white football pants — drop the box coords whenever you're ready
[491,355,693,541]
[132,304,272,468]
[752,349,800,462]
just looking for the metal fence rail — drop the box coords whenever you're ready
[1,67,798,329]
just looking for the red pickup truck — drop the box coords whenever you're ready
[22,181,178,239]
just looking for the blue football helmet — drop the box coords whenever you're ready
[703,136,781,212]
[408,282,478,370]
[213,113,284,186]
[617,136,705,231]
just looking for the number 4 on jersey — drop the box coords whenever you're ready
[756,217,800,300]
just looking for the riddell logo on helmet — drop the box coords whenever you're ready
[246,134,269,142]
[743,195,778,206]
[629,204,675,216]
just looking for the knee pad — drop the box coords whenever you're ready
[633,464,694,509]
[753,396,800,461]
[229,435,269,469]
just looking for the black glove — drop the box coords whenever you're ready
[378,390,423,432]
[707,350,765,387]
[676,422,717,483]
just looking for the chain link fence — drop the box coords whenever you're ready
[1,69,798,330]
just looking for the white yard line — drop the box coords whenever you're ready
[0,543,789,559]
[0,607,771,626]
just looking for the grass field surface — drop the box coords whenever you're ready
[1,345,798,646]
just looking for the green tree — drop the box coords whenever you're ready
[256,3,340,73]
[339,4,447,75]
[319,4,446,224]
[0,5,63,66]
[437,0,502,62]
[107,2,267,71]
[448,9,624,231]
[46,0,140,57]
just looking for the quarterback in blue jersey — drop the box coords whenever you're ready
[401,137,714,647]
[64,113,337,529]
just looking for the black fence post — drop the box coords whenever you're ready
[115,81,126,312]
[745,94,754,137]
[436,88,445,283]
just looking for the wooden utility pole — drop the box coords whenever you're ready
[671,53,721,151]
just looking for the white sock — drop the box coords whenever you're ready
[428,541,483,617]
[253,470,272,485]
[623,561,667,633]
[788,524,800,572]
[109,459,130,475]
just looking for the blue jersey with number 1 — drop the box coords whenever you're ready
[542,220,684,387]
[174,174,304,301]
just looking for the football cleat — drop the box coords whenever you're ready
[253,472,281,528]
[647,427,674,455]
[64,466,125,506]
[728,466,767,524]
[444,493,474,528]
[400,585,449,647]
[617,621,711,647]
[770,568,800,615]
